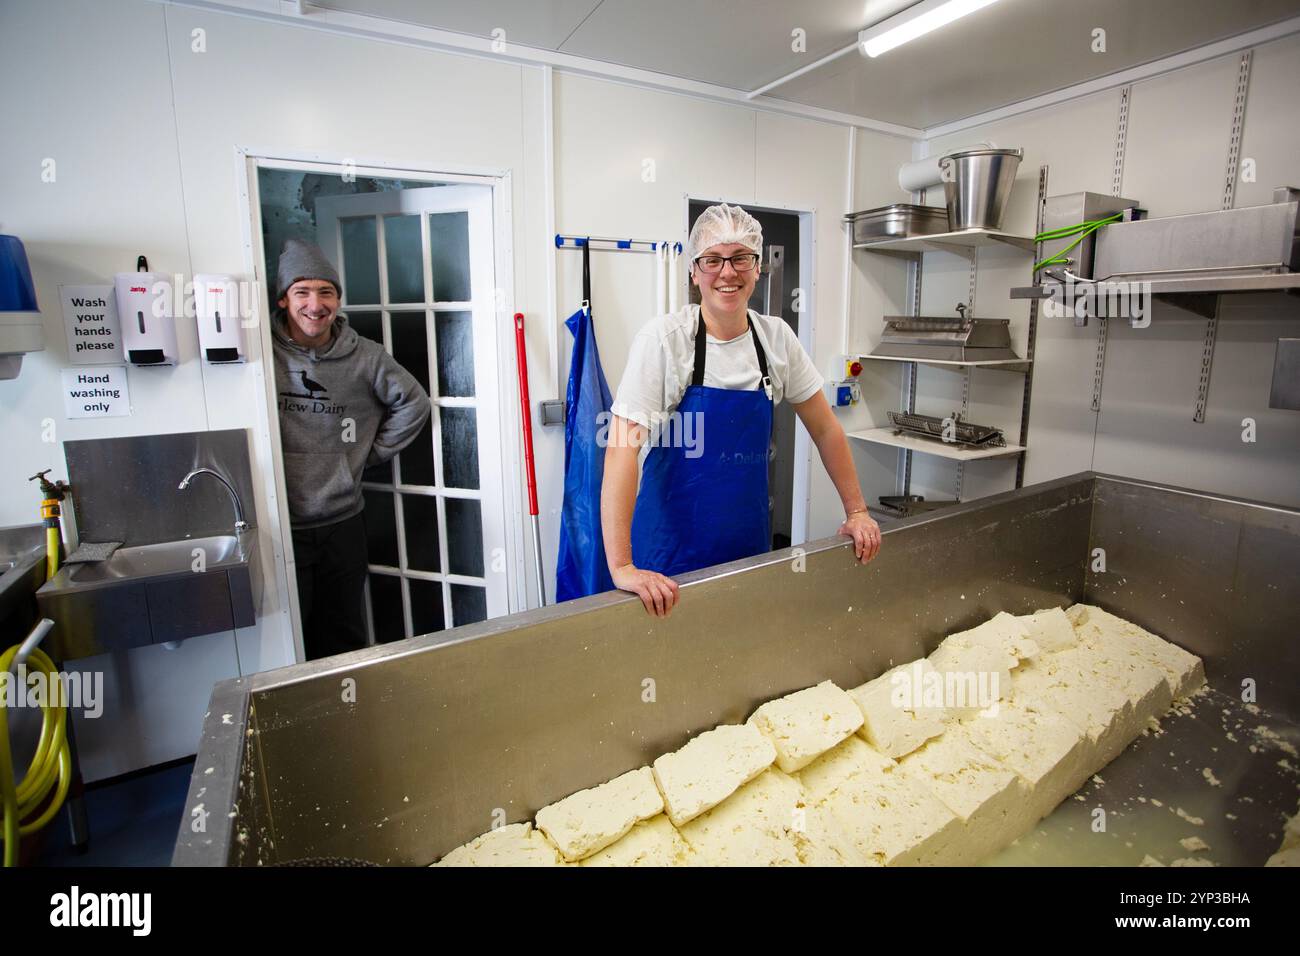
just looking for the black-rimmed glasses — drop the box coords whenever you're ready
[693,253,760,274]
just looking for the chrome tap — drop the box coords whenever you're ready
[179,468,249,533]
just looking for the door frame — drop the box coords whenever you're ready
[234,147,524,663]
[683,195,818,547]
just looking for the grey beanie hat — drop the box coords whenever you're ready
[276,239,342,299]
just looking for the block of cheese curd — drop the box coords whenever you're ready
[580,814,696,867]
[434,822,569,867]
[1067,604,1206,699]
[652,722,776,826]
[1017,606,1078,653]
[795,735,964,866]
[797,733,895,804]
[943,611,1041,667]
[677,768,871,866]
[747,680,864,773]
[820,758,966,866]
[1068,624,1174,746]
[898,721,1032,865]
[927,641,1013,719]
[848,660,949,758]
[534,766,664,862]
[961,694,1093,822]
[1011,647,1135,773]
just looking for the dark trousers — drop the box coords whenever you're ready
[292,511,369,661]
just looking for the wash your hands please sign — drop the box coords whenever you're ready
[59,284,122,364]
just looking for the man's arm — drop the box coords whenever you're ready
[790,391,882,564]
[601,415,679,617]
[369,355,432,464]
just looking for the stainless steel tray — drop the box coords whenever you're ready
[845,203,949,245]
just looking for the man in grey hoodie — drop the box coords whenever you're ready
[272,239,431,660]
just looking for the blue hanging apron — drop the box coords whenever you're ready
[630,309,774,577]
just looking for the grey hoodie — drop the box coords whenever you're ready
[272,312,431,529]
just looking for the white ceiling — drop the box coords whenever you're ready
[312,0,1300,128]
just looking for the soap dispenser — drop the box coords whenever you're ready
[194,274,246,363]
[114,256,177,366]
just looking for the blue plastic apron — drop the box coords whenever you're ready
[630,309,774,577]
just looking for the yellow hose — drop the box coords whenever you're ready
[0,644,72,867]
[45,526,60,581]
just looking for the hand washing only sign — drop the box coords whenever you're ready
[62,366,130,418]
[59,284,122,365]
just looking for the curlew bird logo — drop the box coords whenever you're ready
[299,369,327,399]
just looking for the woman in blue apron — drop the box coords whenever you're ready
[602,204,881,616]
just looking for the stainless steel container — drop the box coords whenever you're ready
[173,473,1300,867]
[940,147,1023,231]
[1093,186,1300,281]
[844,203,949,245]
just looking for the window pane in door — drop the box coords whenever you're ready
[368,573,404,643]
[440,406,479,490]
[362,490,399,567]
[363,459,391,484]
[445,497,484,577]
[435,311,475,397]
[340,217,380,305]
[401,493,440,572]
[390,311,431,395]
[428,212,471,302]
[397,417,436,487]
[409,578,445,636]
[384,214,425,303]
[348,310,382,345]
[451,584,487,628]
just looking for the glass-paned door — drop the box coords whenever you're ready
[316,185,506,640]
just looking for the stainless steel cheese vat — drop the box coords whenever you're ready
[173,473,1300,866]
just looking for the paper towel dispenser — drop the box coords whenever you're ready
[0,234,44,380]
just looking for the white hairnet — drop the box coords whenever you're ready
[688,203,763,269]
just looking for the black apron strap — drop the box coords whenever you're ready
[691,308,708,388]
[691,308,771,391]
[750,320,770,381]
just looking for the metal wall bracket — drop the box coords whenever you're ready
[1112,86,1131,199]
[1016,164,1049,488]
[954,366,971,500]
[1087,86,1133,417]
[1187,51,1253,424]
[1091,318,1109,412]
[901,194,924,498]
[1194,314,1221,423]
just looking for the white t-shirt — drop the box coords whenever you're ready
[611,305,824,430]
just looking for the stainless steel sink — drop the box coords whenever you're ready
[37,530,260,660]
[66,535,247,585]
[0,524,48,629]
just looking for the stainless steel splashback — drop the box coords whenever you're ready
[62,429,255,546]
[173,474,1300,867]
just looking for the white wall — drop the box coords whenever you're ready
[852,33,1300,511]
[0,0,914,777]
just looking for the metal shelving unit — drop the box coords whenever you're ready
[849,171,1048,515]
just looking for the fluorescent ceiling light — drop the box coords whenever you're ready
[859,0,1002,58]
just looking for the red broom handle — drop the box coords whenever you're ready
[513,312,540,517]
